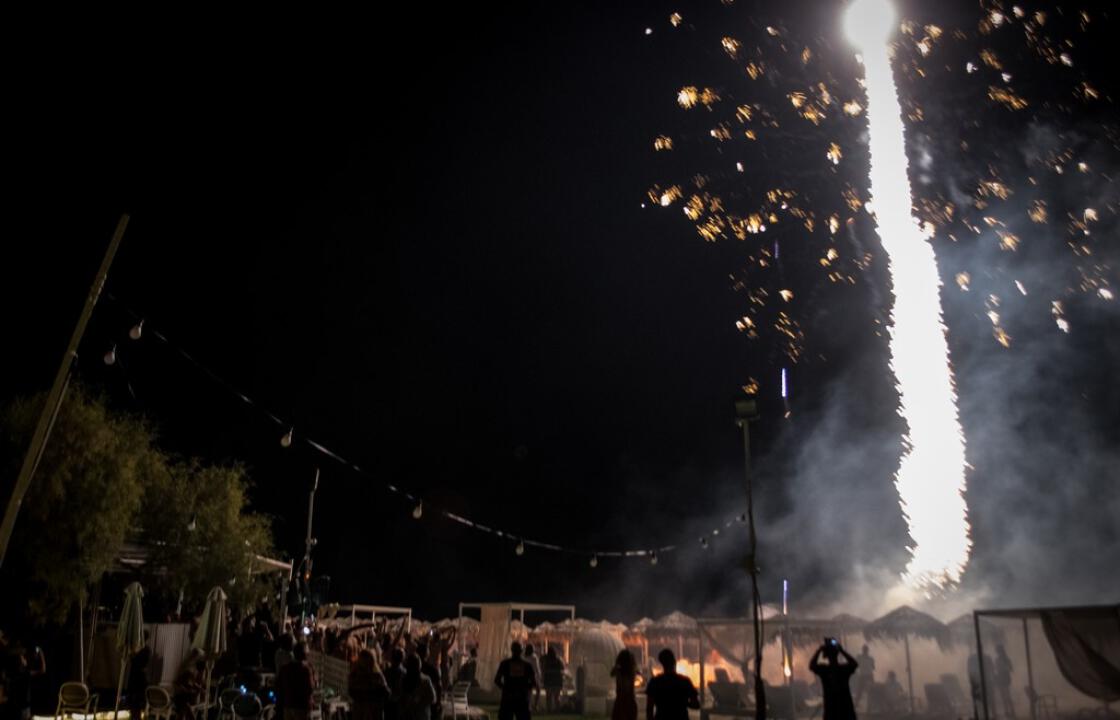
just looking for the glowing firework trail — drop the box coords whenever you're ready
[845,0,970,588]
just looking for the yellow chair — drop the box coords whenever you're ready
[55,682,99,720]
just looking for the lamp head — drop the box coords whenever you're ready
[844,0,897,50]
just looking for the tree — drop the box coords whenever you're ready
[1,386,278,625]
[0,386,156,624]
[139,459,277,614]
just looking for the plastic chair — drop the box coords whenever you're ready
[233,693,263,720]
[55,682,99,720]
[449,681,472,720]
[145,687,173,720]
[218,689,244,720]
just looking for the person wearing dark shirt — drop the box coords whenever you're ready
[127,636,152,720]
[645,649,699,720]
[809,640,858,720]
[278,643,317,720]
[384,648,407,720]
[494,642,537,720]
[417,644,442,720]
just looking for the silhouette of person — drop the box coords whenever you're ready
[994,645,1016,719]
[611,649,639,720]
[882,671,906,714]
[809,640,858,720]
[495,642,537,720]
[852,644,875,711]
[645,649,699,720]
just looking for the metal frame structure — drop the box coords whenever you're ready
[458,602,576,662]
[972,604,1119,720]
[320,604,413,632]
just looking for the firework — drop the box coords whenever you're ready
[845,0,970,588]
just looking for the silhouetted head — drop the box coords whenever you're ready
[823,644,840,662]
[358,649,376,671]
[861,644,869,654]
[294,642,308,662]
[417,643,429,661]
[391,647,405,665]
[470,647,478,659]
[524,644,535,657]
[546,647,557,659]
[887,671,897,683]
[405,653,422,675]
[658,649,676,673]
[511,642,523,659]
[616,650,636,674]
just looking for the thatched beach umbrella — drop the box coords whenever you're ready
[191,587,228,710]
[113,582,145,718]
[864,606,952,716]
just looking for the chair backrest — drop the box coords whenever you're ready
[940,674,968,707]
[713,668,733,684]
[451,682,471,704]
[220,689,243,711]
[59,682,90,707]
[925,683,953,714]
[146,686,173,710]
[233,693,263,720]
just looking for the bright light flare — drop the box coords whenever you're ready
[846,0,971,589]
[844,0,897,51]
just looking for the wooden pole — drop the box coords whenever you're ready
[0,214,130,566]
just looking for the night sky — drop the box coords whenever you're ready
[4,1,1118,622]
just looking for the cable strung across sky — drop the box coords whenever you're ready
[845,0,971,590]
[103,293,753,565]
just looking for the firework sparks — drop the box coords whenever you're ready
[845,0,970,589]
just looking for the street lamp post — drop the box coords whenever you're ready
[735,398,766,720]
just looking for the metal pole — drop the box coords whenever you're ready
[976,612,990,720]
[300,468,320,623]
[737,405,766,720]
[905,635,914,717]
[1023,618,1036,720]
[0,214,129,566]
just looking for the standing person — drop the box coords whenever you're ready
[852,644,875,711]
[172,649,205,720]
[611,650,639,720]
[809,639,858,720]
[644,649,698,720]
[541,647,565,712]
[524,645,542,711]
[278,643,317,720]
[275,633,295,675]
[350,649,390,720]
[456,648,479,687]
[126,633,152,720]
[2,642,31,720]
[417,644,442,720]
[994,645,1016,719]
[494,642,537,720]
[384,648,408,720]
[401,655,437,720]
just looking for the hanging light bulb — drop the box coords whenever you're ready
[129,320,144,340]
[589,555,599,568]
[700,537,709,549]
[187,515,197,532]
[103,345,117,365]
[412,501,423,520]
[515,540,526,556]
[280,427,294,448]
[649,551,659,566]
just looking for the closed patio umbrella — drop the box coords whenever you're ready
[114,582,146,718]
[192,587,228,711]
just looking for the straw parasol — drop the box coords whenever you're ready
[864,606,952,716]
[113,582,146,718]
[191,587,228,711]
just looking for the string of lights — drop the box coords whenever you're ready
[102,294,750,565]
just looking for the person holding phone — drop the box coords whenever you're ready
[809,639,859,720]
